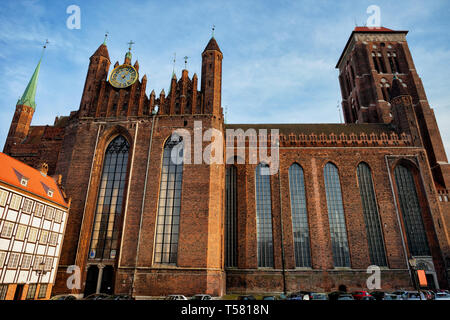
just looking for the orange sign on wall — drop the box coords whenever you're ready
[417,270,428,287]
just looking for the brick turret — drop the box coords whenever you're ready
[201,37,223,116]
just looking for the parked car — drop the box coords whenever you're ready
[104,294,135,300]
[262,295,277,300]
[50,294,78,300]
[286,293,303,300]
[310,293,328,300]
[165,294,188,300]
[383,294,401,300]
[360,296,375,300]
[352,291,373,300]
[370,291,385,301]
[391,291,409,300]
[83,293,111,300]
[237,295,256,300]
[191,294,212,300]
[405,291,427,300]
[337,294,355,300]
[434,292,450,300]
[423,290,435,300]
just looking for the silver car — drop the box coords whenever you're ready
[435,293,450,300]
[165,294,188,300]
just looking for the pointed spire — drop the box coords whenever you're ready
[134,60,139,72]
[91,41,110,61]
[17,40,48,110]
[203,36,222,53]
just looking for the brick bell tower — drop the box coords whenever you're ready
[4,50,43,154]
[336,26,450,190]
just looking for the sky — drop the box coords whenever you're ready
[0,0,449,153]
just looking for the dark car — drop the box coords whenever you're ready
[337,294,355,301]
[287,293,303,300]
[370,291,385,301]
[104,294,135,300]
[83,293,111,300]
[50,294,78,300]
[262,296,276,300]
[237,295,256,300]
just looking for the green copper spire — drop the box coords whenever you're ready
[17,40,47,110]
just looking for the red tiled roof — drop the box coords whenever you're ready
[353,26,394,32]
[0,152,68,208]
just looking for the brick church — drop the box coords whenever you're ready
[3,26,450,297]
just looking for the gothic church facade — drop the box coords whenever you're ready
[3,27,450,297]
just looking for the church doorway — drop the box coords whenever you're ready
[100,265,114,294]
[84,265,99,297]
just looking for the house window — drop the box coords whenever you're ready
[38,284,47,299]
[357,163,387,266]
[255,163,274,268]
[394,165,431,256]
[22,255,32,269]
[324,162,350,267]
[45,207,55,220]
[7,253,20,268]
[0,251,6,267]
[15,225,27,241]
[34,203,45,217]
[54,210,63,223]
[39,230,49,244]
[49,233,58,246]
[154,134,184,265]
[288,163,311,268]
[44,257,53,271]
[20,177,28,187]
[22,199,34,214]
[9,194,22,210]
[225,165,237,268]
[28,228,38,243]
[33,256,43,270]
[0,284,7,300]
[1,222,14,238]
[26,284,37,300]
[89,135,130,260]
[0,190,8,206]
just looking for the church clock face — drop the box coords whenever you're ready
[109,65,138,89]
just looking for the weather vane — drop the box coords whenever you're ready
[184,56,189,69]
[103,31,109,44]
[212,24,215,37]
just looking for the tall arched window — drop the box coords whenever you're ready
[154,135,184,264]
[357,163,387,266]
[89,135,129,260]
[225,165,237,267]
[255,163,274,267]
[394,164,430,256]
[288,164,311,267]
[324,162,350,267]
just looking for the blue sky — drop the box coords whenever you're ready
[0,0,449,152]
